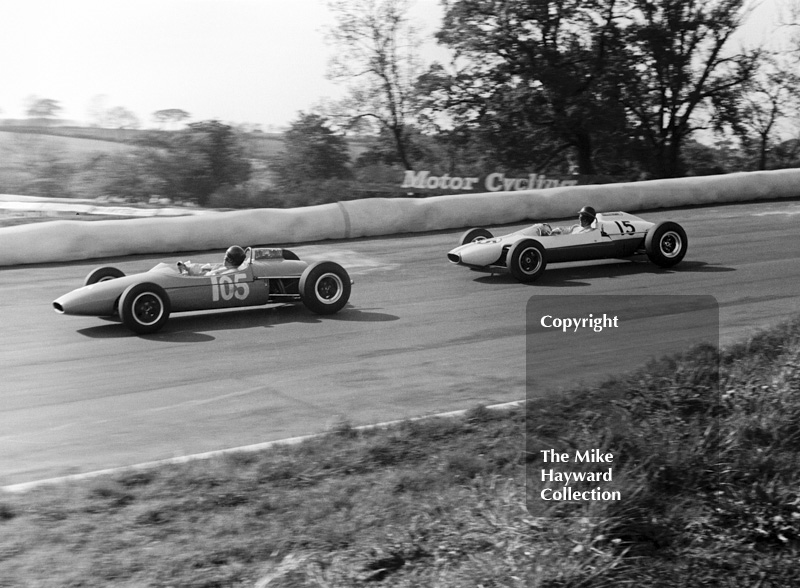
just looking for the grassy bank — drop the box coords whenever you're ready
[1,318,799,587]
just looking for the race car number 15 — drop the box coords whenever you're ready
[211,273,250,301]
[614,220,636,234]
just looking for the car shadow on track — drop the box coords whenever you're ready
[76,304,399,341]
[323,307,400,323]
[474,260,735,287]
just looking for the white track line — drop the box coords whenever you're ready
[1,400,524,493]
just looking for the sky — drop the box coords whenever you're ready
[0,0,447,130]
[0,0,791,131]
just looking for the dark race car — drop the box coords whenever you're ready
[53,247,352,334]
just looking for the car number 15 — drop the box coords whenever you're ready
[614,220,636,234]
[211,273,250,301]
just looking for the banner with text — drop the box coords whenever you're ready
[399,171,611,194]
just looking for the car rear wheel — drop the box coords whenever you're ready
[459,228,493,246]
[645,221,687,267]
[506,239,547,282]
[118,283,171,334]
[84,266,125,286]
[299,261,351,315]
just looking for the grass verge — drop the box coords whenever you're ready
[1,318,799,587]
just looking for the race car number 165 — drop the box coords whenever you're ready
[211,273,250,302]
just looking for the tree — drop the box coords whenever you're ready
[106,106,141,129]
[10,133,74,197]
[152,109,191,129]
[135,120,252,205]
[613,0,761,177]
[788,0,800,57]
[424,0,633,176]
[87,95,111,127]
[79,151,167,202]
[25,97,62,123]
[732,57,799,169]
[269,112,352,191]
[325,0,424,170]
[428,0,762,178]
[86,96,142,129]
[182,120,252,205]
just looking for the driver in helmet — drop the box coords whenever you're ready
[177,245,247,276]
[552,206,597,235]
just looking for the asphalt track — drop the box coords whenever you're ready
[2,199,799,488]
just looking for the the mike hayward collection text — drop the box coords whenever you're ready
[538,449,622,502]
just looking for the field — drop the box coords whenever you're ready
[1,317,798,587]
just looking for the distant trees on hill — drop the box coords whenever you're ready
[0,121,256,206]
[113,120,253,206]
[24,97,62,125]
[152,109,190,129]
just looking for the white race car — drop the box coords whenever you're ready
[446,211,687,282]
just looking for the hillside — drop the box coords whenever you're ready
[0,125,371,162]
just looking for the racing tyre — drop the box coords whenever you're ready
[459,228,493,246]
[84,266,125,286]
[506,239,547,283]
[118,282,171,334]
[299,261,351,315]
[645,221,687,268]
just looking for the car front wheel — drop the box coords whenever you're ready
[459,228,493,246]
[645,221,688,267]
[84,266,125,286]
[118,283,171,334]
[299,261,351,315]
[506,239,547,282]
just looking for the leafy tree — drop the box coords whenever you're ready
[87,95,111,127]
[770,136,800,168]
[325,0,424,170]
[181,120,252,205]
[106,106,141,129]
[10,133,74,197]
[352,125,431,169]
[25,97,62,122]
[269,112,352,191]
[681,138,735,175]
[135,120,252,205]
[428,0,762,178]
[789,0,800,57]
[153,109,191,129]
[733,59,798,169]
[86,96,140,129]
[423,0,635,176]
[612,0,761,177]
[77,151,167,202]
